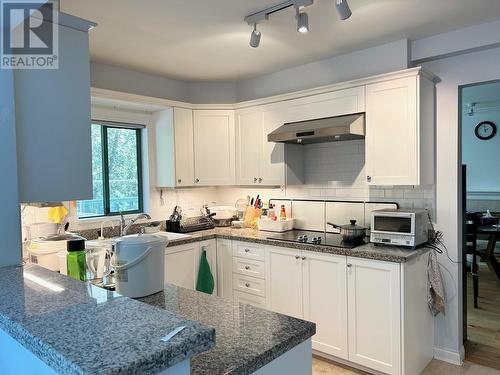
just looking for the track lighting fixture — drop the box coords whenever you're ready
[249,23,261,48]
[296,8,309,33]
[244,0,351,47]
[335,0,352,20]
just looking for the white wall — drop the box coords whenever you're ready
[421,46,500,363]
[90,39,409,105]
[236,39,409,102]
[461,82,500,192]
[91,63,238,104]
[0,67,22,267]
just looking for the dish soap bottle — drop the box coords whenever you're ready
[67,239,86,281]
[279,205,287,221]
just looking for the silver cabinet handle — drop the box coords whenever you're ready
[244,248,250,253]
[177,179,182,184]
[347,263,352,268]
[195,178,200,183]
[366,176,372,183]
[301,256,306,260]
[245,283,250,288]
[259,178,263,183]
[295,255,300,259]
[244,265,250,270]
[254,177,258,183]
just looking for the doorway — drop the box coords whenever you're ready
[461,80,500,370]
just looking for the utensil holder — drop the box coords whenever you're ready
[166,220,180,233]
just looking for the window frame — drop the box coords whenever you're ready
[78,121,144,219]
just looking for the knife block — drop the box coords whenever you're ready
[244,207,262,228]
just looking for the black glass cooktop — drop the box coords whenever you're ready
[267,230,367,249]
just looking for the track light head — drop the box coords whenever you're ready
[249,24,261,48]
[335,0,352,20]
[296,8,309,33]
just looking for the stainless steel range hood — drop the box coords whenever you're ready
[268,113,365,144]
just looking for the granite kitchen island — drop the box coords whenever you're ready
[0,264,315,375]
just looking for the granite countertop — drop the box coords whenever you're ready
[0,264,215,375]
[167,227,430,263]
[76,223,428,263]
[138,285,316,375]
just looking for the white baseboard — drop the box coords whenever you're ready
[433,345,464,365]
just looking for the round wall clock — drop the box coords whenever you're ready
[475,121,497,140]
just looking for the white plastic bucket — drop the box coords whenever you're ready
[111,234,167,298]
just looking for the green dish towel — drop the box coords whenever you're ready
[196,249,214,294]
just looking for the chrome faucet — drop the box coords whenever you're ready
[119,212,152,236]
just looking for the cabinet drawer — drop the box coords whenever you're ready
[232,258,265,279]
[233,274,266,297]
[233,242,265,261]
[233,290,267,309]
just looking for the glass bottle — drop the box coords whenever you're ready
[280,205,287,220]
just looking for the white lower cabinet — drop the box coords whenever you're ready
[165,239,433,375]
[165,243,200,290]
[303,252,348,360]
[164,240,217,295]
[216,239,233,300]
[346,257,401,374]
[266,247,348,358]
[266,247,304,319]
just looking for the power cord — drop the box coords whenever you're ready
[427,211,462,264]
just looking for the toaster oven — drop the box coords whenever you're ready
[370,209,429,248]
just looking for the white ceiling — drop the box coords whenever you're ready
[61,0,500,82]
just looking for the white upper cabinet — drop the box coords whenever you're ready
[154,107,195,187]
[173,108,195,186]
[15,20,94,202]
[261,105,286,185]
[286,86,365,123]
[193,110,235,185]
[365,73,435,186]
[235,103,285,186]
[236,110,262,185]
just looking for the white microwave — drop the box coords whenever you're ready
[370,209,429,248]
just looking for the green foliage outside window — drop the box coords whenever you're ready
[77,123,143,218]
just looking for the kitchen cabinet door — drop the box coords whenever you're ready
[193,110,235,185]
[347,257,401,375]
[164,243,200,290]
[260,105,285,186]
[365,77,418,185]
[199,239,217,296]
[286,87,365,124]
[266,247,303,319]
[236,110,262,185]
[302,252,348,360]
[216,239,233,301]
[174,108,195,186]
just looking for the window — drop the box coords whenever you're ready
[77,121,144,218]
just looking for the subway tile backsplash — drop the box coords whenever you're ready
[280,140,435,212]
